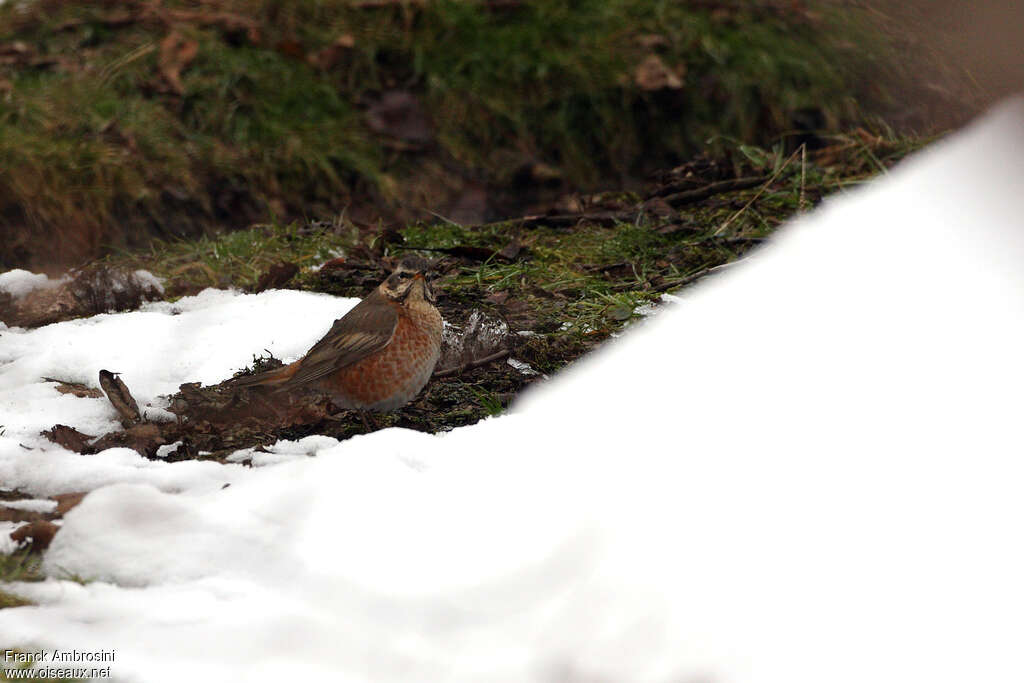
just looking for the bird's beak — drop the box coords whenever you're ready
[415,273,436,302]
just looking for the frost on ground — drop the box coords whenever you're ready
[1,99,1024,682]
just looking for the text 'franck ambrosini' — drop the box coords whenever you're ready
[4,648,116,663]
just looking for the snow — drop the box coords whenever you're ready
[129,270,165,296]
[0,268,62,299]
[0,98,1023,682]
[506,357,539,375]
[0,498,56,513]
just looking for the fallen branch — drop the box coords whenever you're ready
[433,349,511,379]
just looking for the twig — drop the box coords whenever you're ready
[614,259,750,294]
[432,350,511,379]
[475,212,624,230]
[713,150,802,236]
[656,176,767,206]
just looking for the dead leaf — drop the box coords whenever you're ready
[43,378,104,399]
[53,492,87,516]
[99,370,142,427]
[10,520,59,552]
[634,54,684,91]
[0,506,46,524]
[311,33,356,70]
[642,197,676,219]
[253,261,299,293]
[89,423,164,458]
[41,424,96,453]
[498,237,523,261]
[159,31,199,95]
[485,290,510,305]
[366,91,434,145]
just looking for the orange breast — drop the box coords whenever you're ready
[321,309,441,411]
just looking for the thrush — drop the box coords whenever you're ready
[231,256,443,412]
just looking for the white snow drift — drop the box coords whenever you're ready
[1,99,1023,683]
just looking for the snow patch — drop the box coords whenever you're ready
[0,498,57,513]
[506,357,539,375]
[0,269,63,299]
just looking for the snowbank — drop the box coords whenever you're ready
[1,98,1024,683]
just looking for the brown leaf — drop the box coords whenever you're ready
[41,424,96,453]
[310,33,356,70]
[10,520,59,552]
[159,31,199,96]
[253,261,299,293]
[634,54,684,91]
[89,423,165,458]
[53,492,87,516]
[317,257,350,274]
[99,370,141,427]
[0,506,46,524]
[485,290,510,305]
[43,378,104,399]
[498,237,523,261]
[366,91,434,145]
[642,197,676,220]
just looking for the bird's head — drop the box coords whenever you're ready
[380,256,437,303]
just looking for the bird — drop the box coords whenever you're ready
[231,256,443,414]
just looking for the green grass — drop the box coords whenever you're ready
[0,0,945,270]
[108,219,353,292]
[0,550,44,610]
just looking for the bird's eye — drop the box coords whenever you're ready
[397,271,412,279]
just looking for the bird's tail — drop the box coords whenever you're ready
[227,362,298,389]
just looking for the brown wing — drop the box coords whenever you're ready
[282,289,398,387]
